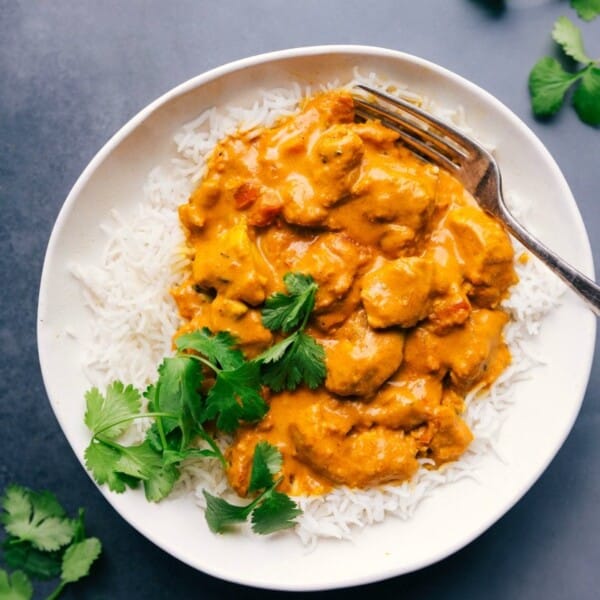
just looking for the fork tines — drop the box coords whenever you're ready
[353,84,471,173]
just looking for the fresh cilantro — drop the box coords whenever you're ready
[204,362,267,433]
[85,439,179,502]
[553,15,592,63]
[81,275,324,535]
[259,331,326,392]
[2,541,62,580]
[262,273,317,333]
[176,328,244,370]
[248,441,282,492]
[528,16,600,125]
[258,273,326,392]
[573,66,600,124]
[0,485,102,599]
[84,442,138,494]
[528,57,580,116]
[46,538,102,600]
[250,491,301,535]
[203,443,300,534]
[154,356,203,446]
[0,569,32,600]
[84,382,141,438]
[571,0,600,21]
[1,486,76,553]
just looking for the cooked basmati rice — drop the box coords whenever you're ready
[71,69,564,547]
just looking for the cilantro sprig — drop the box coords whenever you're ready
[0,485,102,600]
[529,14,600,125]
[571,0,600,22]
[81,273,326,535]
[257,273,326,392]
[203,442,301,534]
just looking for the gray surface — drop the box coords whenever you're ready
[1,0,599,598]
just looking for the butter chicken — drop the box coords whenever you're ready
[172,90,517,497]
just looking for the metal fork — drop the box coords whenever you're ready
[354,84,600,316]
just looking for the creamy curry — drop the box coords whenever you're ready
[172,90,517,497]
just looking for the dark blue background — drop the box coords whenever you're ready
[1,1,599,598]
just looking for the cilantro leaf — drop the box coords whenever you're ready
[0,569,32,600]
[573,65,600,125]
[84,381,141,438]
[571,0,600,21]
[84,441,137,493]
[2,538,62,580]
[202,444,300,535]
[202,491,252,533]
[204,362,268,433]
[248,441,282,493]
[250,491,301,535]
[528,57,580,116]
[85,439,178,501]
[0,486,75,552]
[155,356,203,444]
[161,448,220,465]
[143,462,180,502]
[176,328,244,370]
[60,537,102,584]
[262,273,317,333]
[260,331,326,392]
[552,16,592,63]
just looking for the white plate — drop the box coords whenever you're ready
[37,46,596,590]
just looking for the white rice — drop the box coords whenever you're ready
[71,68,564,547]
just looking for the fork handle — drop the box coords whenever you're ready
[497,204,600,316]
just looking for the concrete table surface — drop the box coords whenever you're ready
[1,1,599,598]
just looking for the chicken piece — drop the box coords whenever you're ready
[170,278,212,321]
[446,206,517,306]
[233,181,283,227]
[428,290,471,334]
[281,173,328,226]
[403,309,511,390]
[355,376,443,430]
[352,153,438,231]
[361,256,434,329]
[290,416,419,488]
[227,390,357,497]
[293,233,364,311]
[176,295,273,357]
[309,124,364,206]
[322,310,405,397]
[281,126,364,226]
[305,89,355,126]
[426,406,473,464]
[191,219,269,305]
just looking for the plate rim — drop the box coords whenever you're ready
[37,44,597,590]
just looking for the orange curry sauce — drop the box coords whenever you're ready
[172,90,517,497]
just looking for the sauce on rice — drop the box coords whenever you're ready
[172,89,517,496]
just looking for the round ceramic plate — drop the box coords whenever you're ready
[37,46,596,590]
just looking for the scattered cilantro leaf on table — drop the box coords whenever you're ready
[1,486,76,553]
[0,485,102,599]
[46,538,102,600]
[203,442,300,534]
[528,16,600,125]
[573,65,600,124]
[571,0,600,21]
[553,15,592,63]
[258,273,326,391]
[0,569,33,600]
